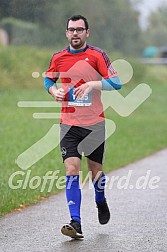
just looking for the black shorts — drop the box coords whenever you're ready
[60,121,105,164]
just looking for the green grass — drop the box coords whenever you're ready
[0,47,167,216]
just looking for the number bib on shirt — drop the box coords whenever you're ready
[68,87,92,106]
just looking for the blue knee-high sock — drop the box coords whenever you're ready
[66,175,81,223]
[92,172,106,204]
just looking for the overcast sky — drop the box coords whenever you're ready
[137,0,167,29]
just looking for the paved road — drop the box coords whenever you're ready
[0,149,167,252]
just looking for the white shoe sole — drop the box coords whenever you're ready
[61,224,84,239]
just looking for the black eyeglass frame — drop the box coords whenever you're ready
[67,27,87,34]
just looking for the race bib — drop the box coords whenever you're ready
[68,87,92,106]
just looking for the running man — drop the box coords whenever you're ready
[44,15,122,239]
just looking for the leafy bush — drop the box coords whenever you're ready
[0,17,40,45]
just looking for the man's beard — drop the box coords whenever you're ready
[70,37,84,49]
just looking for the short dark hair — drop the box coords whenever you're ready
[66,15,89,30]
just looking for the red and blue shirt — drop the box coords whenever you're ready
[45,44,118,126]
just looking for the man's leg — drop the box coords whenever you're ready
[61,156,84,238]
[87,159,105,203]
[64,157,81,223]
[87,158,110,225]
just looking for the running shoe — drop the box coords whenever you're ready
[61,219,84,239]
[96,198,110,224]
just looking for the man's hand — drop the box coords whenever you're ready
[74,83,92,99]
[49,86,65,102]
[74,81,102,99]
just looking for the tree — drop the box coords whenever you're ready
[144,5,167,47]
[0,0,47,22]
[0,0,143,55]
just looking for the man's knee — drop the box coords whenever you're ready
[64,157,81,176]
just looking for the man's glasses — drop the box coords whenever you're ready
[67,27,87,34]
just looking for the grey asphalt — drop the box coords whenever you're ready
[0,149,167,252]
